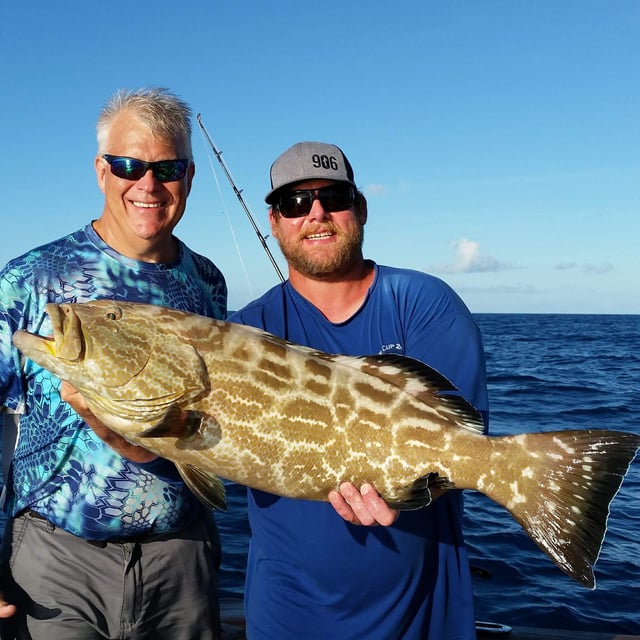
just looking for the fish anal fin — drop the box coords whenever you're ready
[176,463,227,511]
[387,472,455,510]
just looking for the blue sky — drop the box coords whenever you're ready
[1,1,638,314]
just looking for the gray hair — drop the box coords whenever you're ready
[96,87,193,159]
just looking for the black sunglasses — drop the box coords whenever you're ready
[276,184,357,218]
[103,155,190,183]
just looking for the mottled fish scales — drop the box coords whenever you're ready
[13,299,640,589]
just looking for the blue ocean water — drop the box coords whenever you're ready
[215,313,640,634]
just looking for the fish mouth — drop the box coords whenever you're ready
[45,303,85,361]
[12,329,57,360]
[12,303,87,386]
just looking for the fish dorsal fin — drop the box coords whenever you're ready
[359,354,457,391]
[326,353,485,435]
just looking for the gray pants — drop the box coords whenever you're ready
[0,510,221,640]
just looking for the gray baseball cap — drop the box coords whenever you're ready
[265,141,356,204]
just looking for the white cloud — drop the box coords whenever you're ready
[584,262,614,274]
[554,261,613,275]
[455,283,539,295]
[437,238,511,274]
[555,262,578,271]
[363,183,388,196]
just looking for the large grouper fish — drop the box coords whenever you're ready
[13,300,640,589]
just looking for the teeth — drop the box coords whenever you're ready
[307,232,332,240]
[132,201,162,209]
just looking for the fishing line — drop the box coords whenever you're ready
[197,115,285,283]
[197,124,255,298]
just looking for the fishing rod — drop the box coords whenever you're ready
[196,114,285,283]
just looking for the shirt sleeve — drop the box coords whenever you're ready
[0,263,35,412]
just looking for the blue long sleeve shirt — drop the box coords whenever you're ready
[229,262,488,640]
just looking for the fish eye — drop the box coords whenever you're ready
[104,306,123,322]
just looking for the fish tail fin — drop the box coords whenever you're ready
[493,430,640,589]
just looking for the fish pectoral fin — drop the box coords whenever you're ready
[175,413,222,451]
[138,406,202,438]
[175,463,227,511]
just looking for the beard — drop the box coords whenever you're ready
[274,221,365,280]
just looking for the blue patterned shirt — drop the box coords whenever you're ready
[0,223,226,539]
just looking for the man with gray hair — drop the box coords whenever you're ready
[0,88,226,639]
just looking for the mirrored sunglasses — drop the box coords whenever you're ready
[103,155,190,182]
[276,184,356,218]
